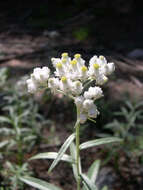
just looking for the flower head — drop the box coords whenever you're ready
[26,53,115,123]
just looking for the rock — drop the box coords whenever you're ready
[43,30,60,38]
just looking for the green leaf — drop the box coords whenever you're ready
[0,116,12,124]
[125,101,134,110]
[88,118,96,124]
[101,186,108,190]
[30,152,73,163]
[80,173,98,190]
[18,110,30,119]
[20,176,63,190]
[82,160,100,190]
[135,101,143,109]
[6,161,15,172]
[48,133,75,173]
[80,137,122,150]
[70,142,82,181]
[87,160,100,183]
[70,142,78,180]
[0,140,9,148]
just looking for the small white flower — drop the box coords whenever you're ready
[59,76,72,92]
[51,58,61,67]
[70,60,78,71]
[32,68,42,83]
[67,60,80,80]
[61,52,71,63]
[98,55,107,66]
[96,75,108,85]
[72,81,83,95]
[82,99,99,119]
[88,104,99,118]
[84,86,103,100]
[88,63,101,79]
[54,62,65,77]
[74,54,85,68]
[106,62,115,75]
[40,67,50,81]
[83,99,94,110]
[79,66,89,81]
[89,55,98,66]
[32,67,50,84]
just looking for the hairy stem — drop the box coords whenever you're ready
[76,106,81,190]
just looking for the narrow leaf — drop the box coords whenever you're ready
[82,160,100,190]
[70,142,82,181]
[48,133,75,173]
[0,116,12,124]
[20,176,63,190]
[70,142,78,181]
[80,173,98,190]
[30,152,73,163]
[87,160,100,183]
[0,140,9,148]
[101,186,108,190]
[82,184,89,190]
[80,137,122,150]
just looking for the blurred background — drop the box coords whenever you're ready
[0,0,143,190]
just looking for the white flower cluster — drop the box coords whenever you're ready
[27,67,50,93]
[74,86,103,123]
[26,53,115,123]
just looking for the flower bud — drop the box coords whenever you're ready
[84,86,103,100]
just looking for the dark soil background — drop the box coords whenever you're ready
[0,0,143,190]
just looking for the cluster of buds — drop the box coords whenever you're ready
[26,53,115,123]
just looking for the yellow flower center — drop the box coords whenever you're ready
[74,54,81,59]
[81,66,87,72]
[99,55,104,60]
[76,81,81,86]
[61,52,68,57]
[70,60,77,66]
[93,63,99,69]
[61,76,67,83]
[56,62,62,68]
[62,59,67,63]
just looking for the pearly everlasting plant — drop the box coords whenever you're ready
[21,53,121,190]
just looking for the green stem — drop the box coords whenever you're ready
[13,121,23,166]
[18,136,23,166]
[76,106,81,190]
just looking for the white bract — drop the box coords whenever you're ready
[26,78,37,93]
[84,86,103,100]
[48,77,60,93]
[26,53,115,123]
